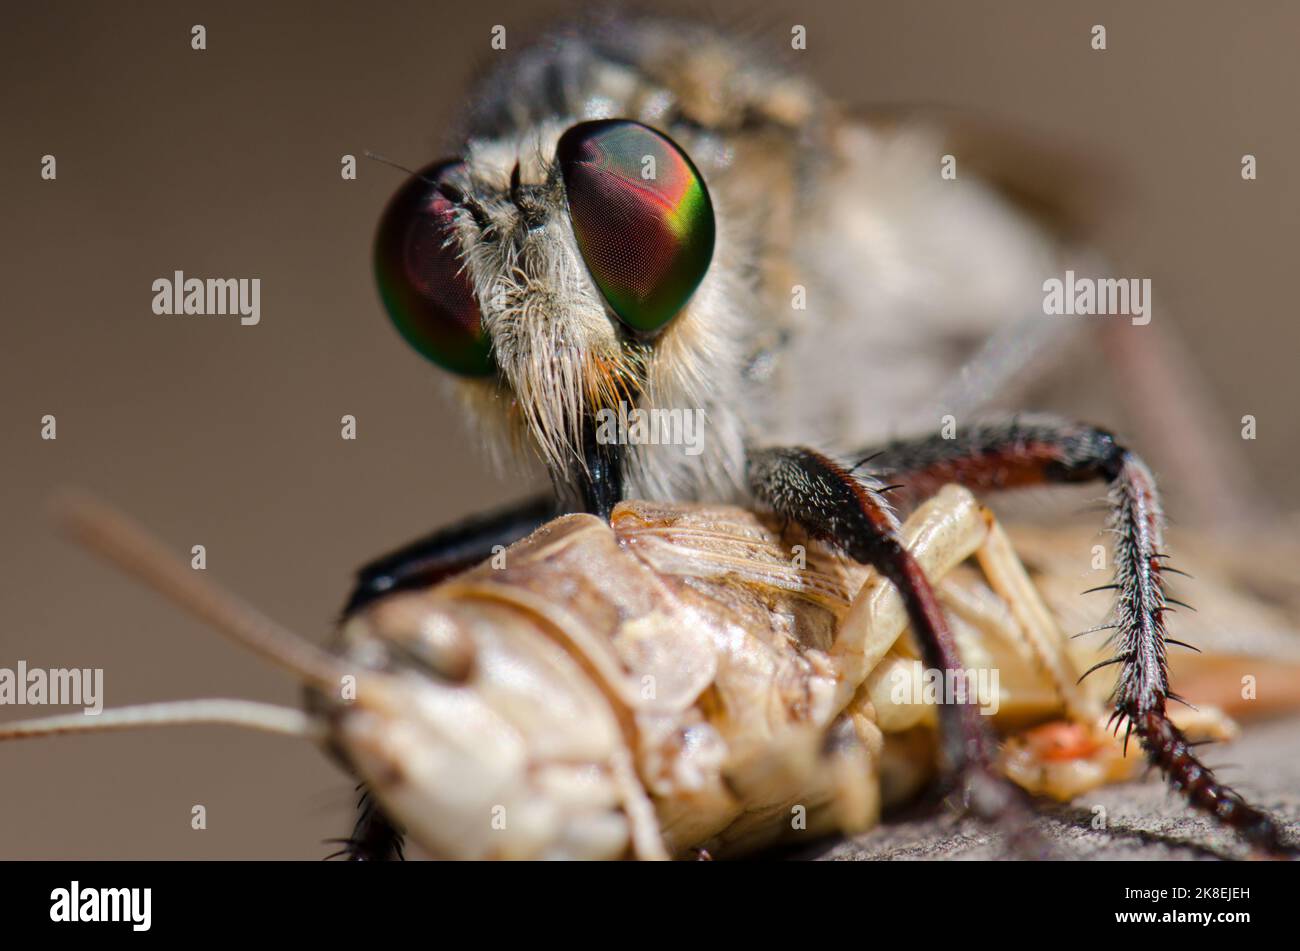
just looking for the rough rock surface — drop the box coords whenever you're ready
[807,715,1300,860]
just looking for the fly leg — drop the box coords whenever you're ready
[854,415,1295,857]
[343,494,553,615]
[324,787,406,861]
[953,501,1236,802]
[747,448,1045,854]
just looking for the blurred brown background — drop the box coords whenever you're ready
[1,0,1296,858]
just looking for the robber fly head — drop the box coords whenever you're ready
[373,117,745,515]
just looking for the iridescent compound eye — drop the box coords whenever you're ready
[556,119,715,335]
[373,159,493,377]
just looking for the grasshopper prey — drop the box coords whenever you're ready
[3,489,1295,859]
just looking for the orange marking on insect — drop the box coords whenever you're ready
[1021,721,1103,762]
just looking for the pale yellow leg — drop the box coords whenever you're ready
[831,484,989,706]
[835,485,1090,726]
[972,509,1101,724]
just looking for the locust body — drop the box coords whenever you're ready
[3,490,1297,859]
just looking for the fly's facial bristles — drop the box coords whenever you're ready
[586,346,647,410]
[458,171,604,479]
[447,116,756,502]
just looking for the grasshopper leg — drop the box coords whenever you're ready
[969,504,1100,725]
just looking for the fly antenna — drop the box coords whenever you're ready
[363,150,436,184]
[365,150,491,227]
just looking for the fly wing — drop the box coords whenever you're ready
[773,108,1087,451]
[781,106,1257,526]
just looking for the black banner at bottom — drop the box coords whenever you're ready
[0,859,1289,939]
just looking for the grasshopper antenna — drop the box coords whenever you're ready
[0,700,321,742]
[48,489,346,692]
[0,491,350,744]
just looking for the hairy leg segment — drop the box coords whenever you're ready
[325,787,406,862]
[852,416,1293,857]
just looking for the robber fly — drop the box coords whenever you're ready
[4,15,1287,861]
[327,14,1293,858]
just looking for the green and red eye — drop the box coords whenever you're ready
[373,160,493,377]
[556,119,715,335]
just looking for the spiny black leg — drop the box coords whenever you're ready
[327,787,405,862]
[747,446,1042,852]
[853,415,1294,857]
[344,494,554,616]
